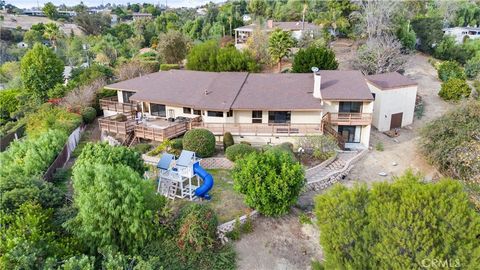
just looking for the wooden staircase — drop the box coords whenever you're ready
[322,113,345,150]
[123,132,138,147]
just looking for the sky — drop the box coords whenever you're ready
[10,0,222,9]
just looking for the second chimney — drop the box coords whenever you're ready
[267,19,273,29]
[313,71,322,99]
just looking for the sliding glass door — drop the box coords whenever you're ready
[150,103,166,117]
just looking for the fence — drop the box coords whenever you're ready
[0,124,25,152]
[44,125,85,181]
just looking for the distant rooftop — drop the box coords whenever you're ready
[235,20,319,32]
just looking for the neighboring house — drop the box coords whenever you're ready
[234,19,319,49]
[366,72,418,132]
[442,27,480,43]
[99,70,418,150]
[132,12,153,21]
[242,14,252,23]
[17,42,28,48]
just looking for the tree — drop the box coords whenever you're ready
[439,78,471,101]
[292,46,338,73]
[315,0,351,37]
[75,12,111,35]
[23,29,44,47]
[157,30,190,64]
[315,171,480,269]
[182,129,216,158]
[395,20,416,51]
[352,35,407,75]
[437,60,466,82]
[216,45,259,72]
[0,88,19,123]
[114,60,154,81]
[20,43,64,101]
[268,29,295,71]
[434,36,471,64]
[411,17,444,54]
[71,162,164,254]
[232,151,305,216]
[42,2,58,20]
[247,0,267,18]
[246,27,272,65]
[358,0,400,39]
[43,23,62,52]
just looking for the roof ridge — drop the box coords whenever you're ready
[230,72,250,110]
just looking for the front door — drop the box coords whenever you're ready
[390,113,403,129]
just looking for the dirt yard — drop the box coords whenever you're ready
[234,50,452,269]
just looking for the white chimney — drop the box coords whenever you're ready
[312,68,322,99]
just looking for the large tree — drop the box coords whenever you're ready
[268,29,295,71]
[20,43,64,101]
[315,171,480,269]
[42,2,58,20]
[74,12,111,35]
[157,30,190,64]
[292,46,338,73]
[411,17,444,54]
[43,23,62,52]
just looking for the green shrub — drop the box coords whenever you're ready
[233,151,305,216]
[240,141,251,145]
[26,103,82,138]
[297,135,338,161]
[47,83,68,99]
[0,88,20,122]
[225,144,256,161]
[183,129,216,157]
[292,46,338,73]
[437,61,466,82]
[465,55,480,79]
[299,213,312,225]
[223,132,234,150]
[375,142,384,151]
[264,144,296,161]
[434,36,470,64]
[81,107,96,124]
[170,138,183,156]
[132,143,152,154]
[160,64,180,71]
[176,204,218,256]
[438,78,471,101]
[147,139,173,156]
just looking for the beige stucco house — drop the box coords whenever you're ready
[99,70,416,150]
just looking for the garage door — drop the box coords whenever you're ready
[390,113,403,130]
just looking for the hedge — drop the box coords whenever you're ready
[160,64,180,71]
[182,129,216,158]
[225,144,256,161]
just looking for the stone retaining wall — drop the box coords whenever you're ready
[217,210,258,244]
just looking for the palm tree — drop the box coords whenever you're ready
[43,23,62,52]
[268,29,295,72]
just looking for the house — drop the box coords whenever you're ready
[442,27,480,43]
[97,69,420,150]
[234,19,319,49]
[366,72,418,132]
[132,12,153,21]
[17,42,28,48]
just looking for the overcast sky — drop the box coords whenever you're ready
[10,0,221,9]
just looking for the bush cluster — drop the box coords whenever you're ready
[182,129,216,158]
[292,46,338,73]
[439,78,471,101]
[25,103,82,138]
[223,132,234,150]
[81,107,97,124]
[232,151,305,216]
[225,144,257,162]
[437,61,466,82]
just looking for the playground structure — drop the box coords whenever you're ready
[157,150,214,200]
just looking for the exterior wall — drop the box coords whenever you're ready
[117,90,124,103]
[291,111,322,123]
[367,83,417,132]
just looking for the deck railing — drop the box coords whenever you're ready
[192,122,322,136]
[134,122,188,142]
[324,112,372,125]
[100,96,137,113]
[98,114,136,135]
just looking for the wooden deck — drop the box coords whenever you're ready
[100,96,137,113]
[192,122,323,136]
[98,115,136,135]
[134,122,188,141]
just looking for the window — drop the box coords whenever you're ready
[183,107,192,114]
[122,91,135,103]
[339,102,362,113]
[207,111,223,117]
[252,111,262,123]
[268,111,291,124]
[150,103,166,117]
[338,126,360,143]
[193,110,201,115]
[226,110,233,117]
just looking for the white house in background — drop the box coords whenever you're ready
[442,27,480,43]
[17,42,28,48]
[132,13,153,21]
[366,72,418,132]
[234,19,319,49]
[242,14,252,23]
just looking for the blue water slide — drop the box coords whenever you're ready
[193,162,214,200]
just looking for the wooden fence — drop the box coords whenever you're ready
[0,124,25,152]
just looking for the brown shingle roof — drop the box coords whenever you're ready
[366,72,417,90]
[104,70,376,111]
[107,70,248,111]
[231,73,322,110]
[318,70,374,101]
